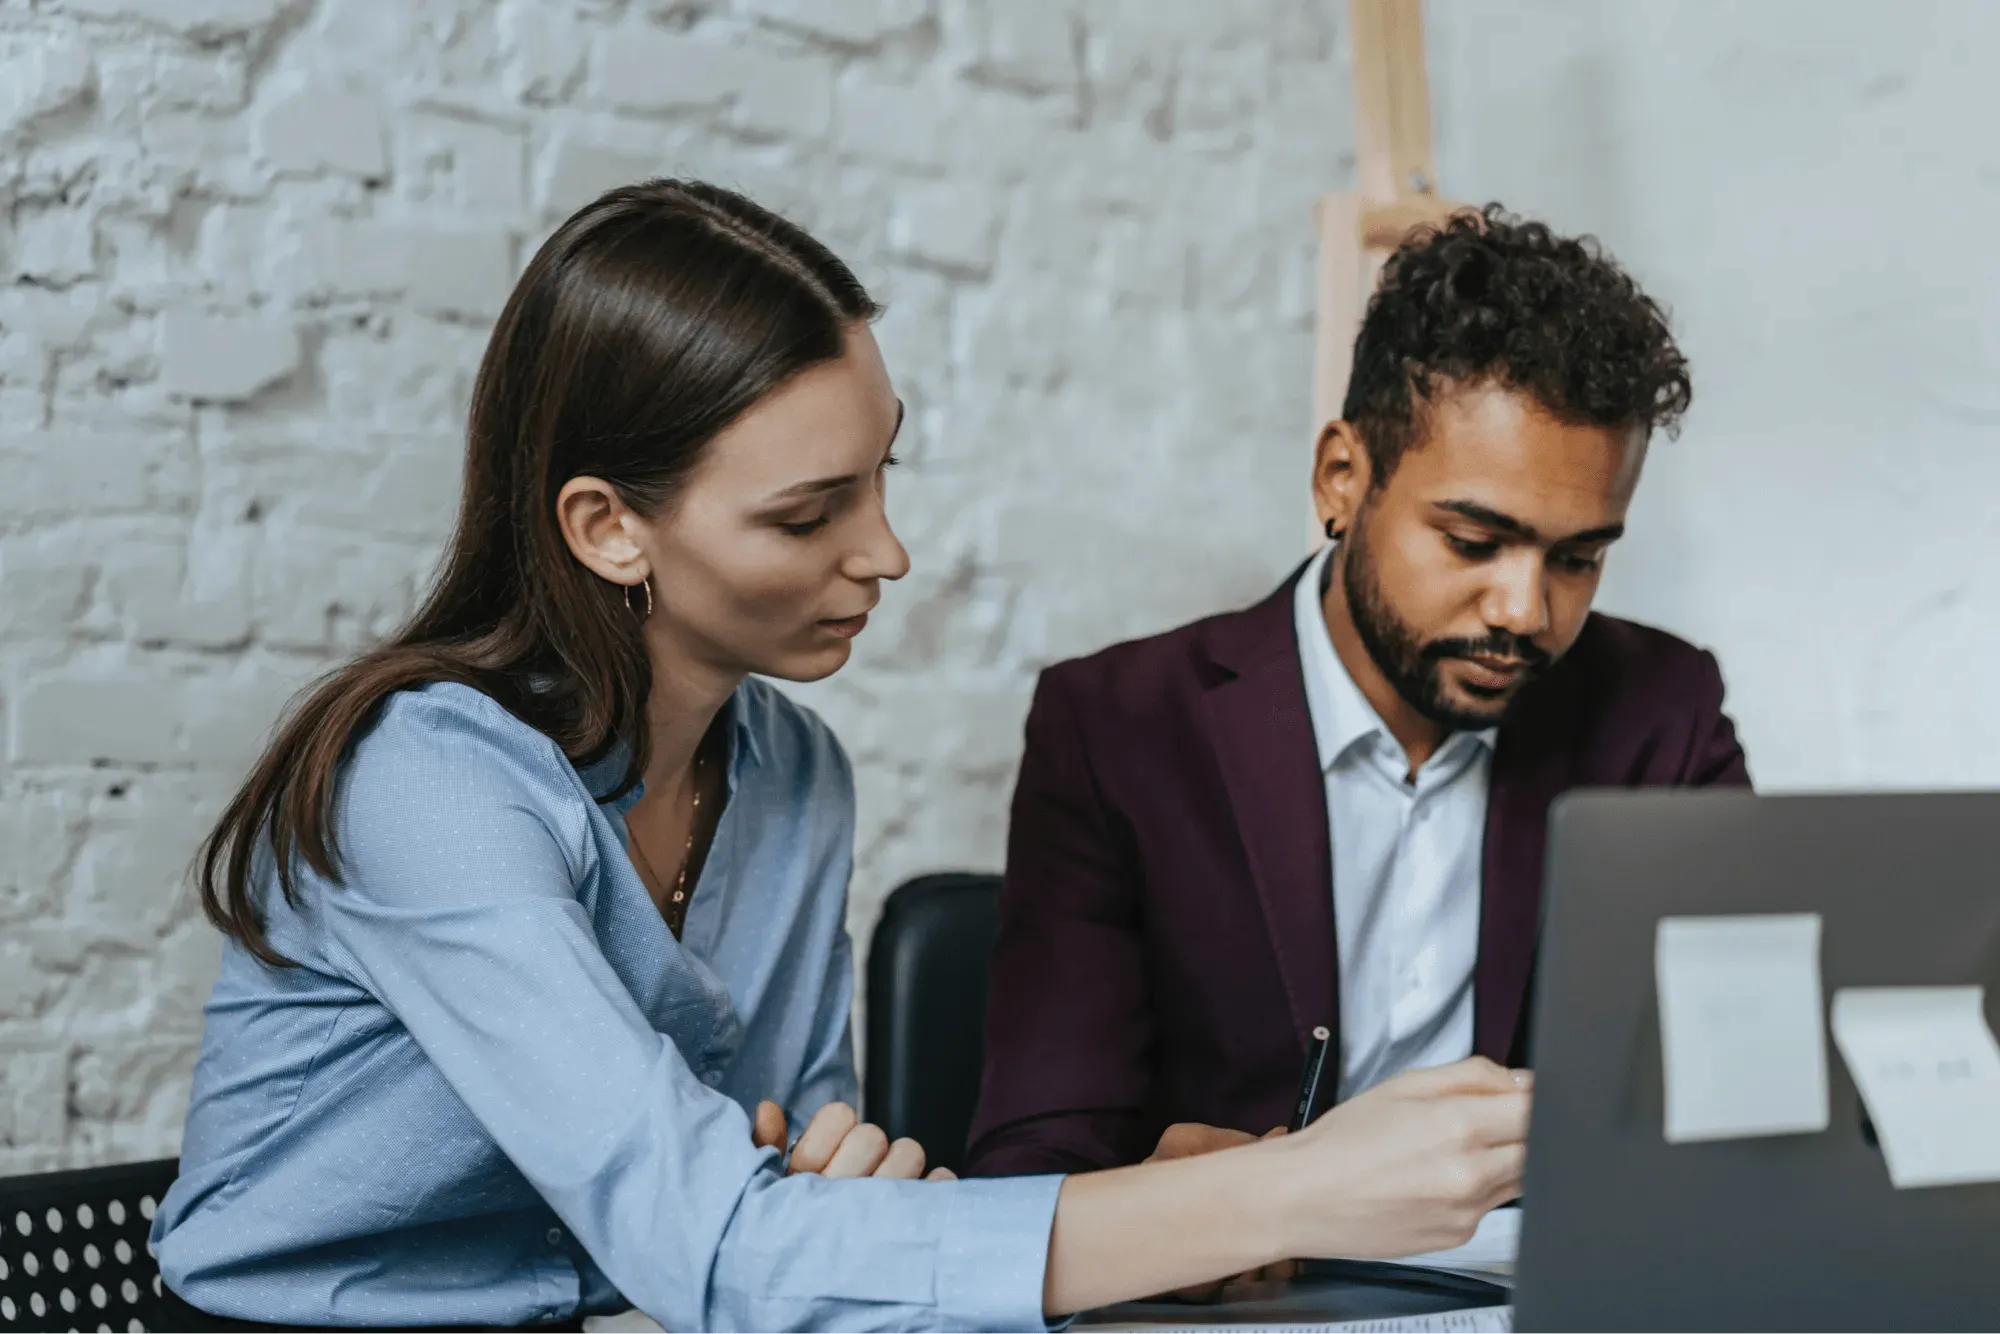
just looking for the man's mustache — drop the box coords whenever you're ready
[1423,632,1551,673]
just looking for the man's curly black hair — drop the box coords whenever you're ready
[1342,204,1692,485]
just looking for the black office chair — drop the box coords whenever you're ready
[864,873,1003,1178]
[0,1158,179,1332]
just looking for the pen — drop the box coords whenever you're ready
[1290,1024,1334,1132]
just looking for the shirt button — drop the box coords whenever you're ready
[701,1070,722,1086]
[547,1228,563,1246]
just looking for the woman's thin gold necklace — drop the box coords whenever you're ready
[631,749,705,938]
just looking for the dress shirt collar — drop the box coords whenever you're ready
[578,683,762,809]
[1293,541,1497,778]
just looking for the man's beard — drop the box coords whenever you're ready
[1340,516,1551,732]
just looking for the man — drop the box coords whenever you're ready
[966,207,1749,1179]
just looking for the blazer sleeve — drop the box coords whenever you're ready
[964,667,1158,1176]
[1685,648,1752,788]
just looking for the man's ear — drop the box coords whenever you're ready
[556,476,649,588]
[1312,421,1373,540]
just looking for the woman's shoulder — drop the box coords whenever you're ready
[360,679,567,761]
[344,681,595,835]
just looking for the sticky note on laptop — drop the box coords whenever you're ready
[1656,914,1830,1143]
[1832,986,2000,1189]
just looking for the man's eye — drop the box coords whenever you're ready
[1444,533,1499,560]
[779,515,831,537]
[1553,550,1603,574]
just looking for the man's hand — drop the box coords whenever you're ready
[752,1101,957,1181]
[1148,1122,1266,1162]
[1146,1122,1295,1300]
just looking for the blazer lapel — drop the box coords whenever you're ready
[1198,566,1338,1056]
[1475,673,1579,1062]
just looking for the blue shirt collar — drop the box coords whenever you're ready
[578,681,763,810]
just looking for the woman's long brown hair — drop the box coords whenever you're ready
[198,180,879,966]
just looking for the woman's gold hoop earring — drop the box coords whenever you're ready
[625,577,653,620]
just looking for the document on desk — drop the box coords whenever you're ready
[1831,985,2000,1189]
[1394,1206,1518,1284]
[1655,913,1830,1143]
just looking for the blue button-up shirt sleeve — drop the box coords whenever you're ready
[790,914,861,1128]
[314,692,1060,1332]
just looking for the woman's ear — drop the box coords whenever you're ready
[1311,420,1372,541]
[556,476,649,587]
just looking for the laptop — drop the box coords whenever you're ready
[1513,789,2000,1331]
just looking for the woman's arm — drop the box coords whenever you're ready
[784,738,864,1126]
[322,693,1064,1331]
[1041,1059,1531,1317]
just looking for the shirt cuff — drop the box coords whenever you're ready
[935,1173,1066,1331]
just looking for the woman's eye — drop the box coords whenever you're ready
[1445,533,1499,560]
[779,515,831,537]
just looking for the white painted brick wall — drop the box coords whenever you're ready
[0,0,1338,1171]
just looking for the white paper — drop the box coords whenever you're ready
[1396,1206,1518,1283]
[1831,985,2000,1189]
[1655,913,1830,1143]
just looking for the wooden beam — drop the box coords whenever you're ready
[1312,191,1365,439]
[1349,0,1438,205]
[1361,194,1468,250]
[1312,0,1456,445]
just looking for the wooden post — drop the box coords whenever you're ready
[1311,0,1469,453]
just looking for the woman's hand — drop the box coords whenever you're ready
[1039,1056,1531,1317]
[1280,1056,1531,1260]
[752,1101,957,1180]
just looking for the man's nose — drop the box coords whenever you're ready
[1481,552,1551,641]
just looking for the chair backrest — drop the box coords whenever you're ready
[863,873,1003,1178]
[0,1158,179,1332]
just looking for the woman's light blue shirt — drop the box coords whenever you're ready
[153,679,1061,1331]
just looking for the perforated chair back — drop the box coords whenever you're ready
[863,873,1003,1178]
[0,1159,178,1332]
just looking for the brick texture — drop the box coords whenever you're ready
[0,0,1340,1172]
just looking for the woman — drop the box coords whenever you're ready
[153,180,1529,1332]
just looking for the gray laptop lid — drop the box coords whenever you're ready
[1514,790,2000,1332]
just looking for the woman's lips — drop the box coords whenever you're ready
[819,612,869,640]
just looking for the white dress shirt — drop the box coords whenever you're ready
[1293,543,1495,1101]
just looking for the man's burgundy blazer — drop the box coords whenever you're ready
[964,565,1751,1177]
